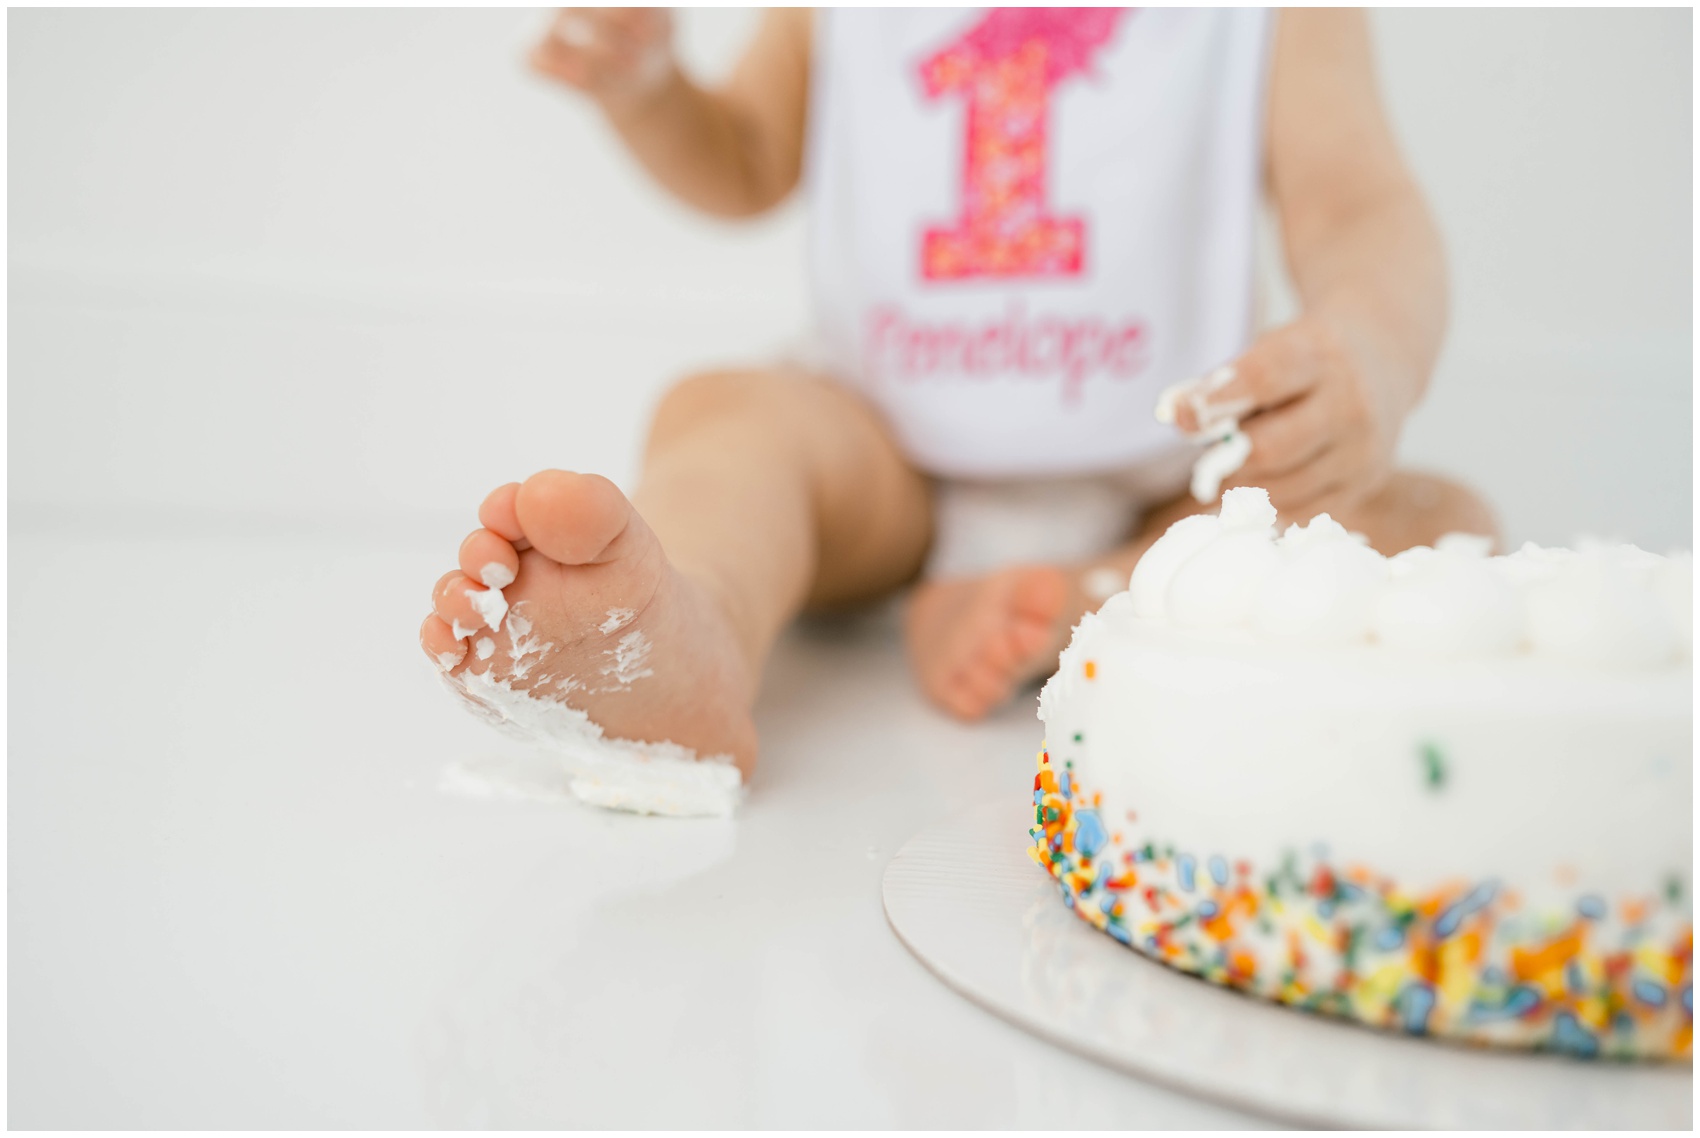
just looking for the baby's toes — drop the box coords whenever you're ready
[458,528,520,590]
[420,615,467,672]
[432,570,498,640]
[515,470,634,566]
[478,482,530,551]
[942,663,1002,722]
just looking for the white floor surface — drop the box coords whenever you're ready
[9,512,1273,1128]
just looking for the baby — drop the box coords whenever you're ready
[421,8,1495,782]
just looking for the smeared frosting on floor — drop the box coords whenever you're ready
[440,595,742,818]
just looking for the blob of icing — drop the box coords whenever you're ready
[1112,487,1688,668]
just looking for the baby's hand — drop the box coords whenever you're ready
[528,8,675,111]
[1172,316,1402,520]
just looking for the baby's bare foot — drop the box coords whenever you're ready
[904,565,1073,721]
[420,470,759,797]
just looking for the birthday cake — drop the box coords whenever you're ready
[1031,488,1693,1058]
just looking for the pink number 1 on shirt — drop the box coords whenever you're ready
[918,8,1128,282]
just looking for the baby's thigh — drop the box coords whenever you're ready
[649,364,936,603]
[648,366,891,458]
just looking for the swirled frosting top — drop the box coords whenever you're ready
[1118,487,1691,668]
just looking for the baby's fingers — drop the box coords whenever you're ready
[1228,447,1340,519]
[530,12,619,85]
[1172,327,1323,433]
[1237,396,1332,482]
[530,35,594,86]
[588,7,670,54]
[549,8,613,48]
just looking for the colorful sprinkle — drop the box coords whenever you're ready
[1419,741,1448,790]
[1400,982,1437,1033]
[1026,741,1693,1060]
[1435,880,1498,939]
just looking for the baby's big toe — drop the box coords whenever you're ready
[514,470,637,566]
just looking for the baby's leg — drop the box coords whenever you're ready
[1319,470,1500,557]
[420,369,932,775]
[905,470,1495,720]
[905,490,1204,721]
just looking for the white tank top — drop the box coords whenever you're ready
[805,7,1273,480]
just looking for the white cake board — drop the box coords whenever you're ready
[882,799,1692,1130]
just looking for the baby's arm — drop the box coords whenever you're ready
[1174,9,1446,520]
[529,8,811,219]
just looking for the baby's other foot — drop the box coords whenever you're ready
[419,470,759,779]
[904,565,1073,721]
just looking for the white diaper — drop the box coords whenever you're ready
[923,448,1195,579]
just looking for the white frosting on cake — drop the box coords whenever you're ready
[1041,594,1691,895]
[1047,488,1693,889]
[1255,516,1386,644]
[1120,488,1692,665]
[1036,488,1693,1056]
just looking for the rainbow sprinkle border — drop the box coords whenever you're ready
[1028,744,1693,1060]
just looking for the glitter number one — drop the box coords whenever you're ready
[917,9,1126,282]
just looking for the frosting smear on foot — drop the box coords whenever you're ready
[444,597,742,818]
[424,471,753,819]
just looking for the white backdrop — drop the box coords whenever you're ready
[9,8,1693,549]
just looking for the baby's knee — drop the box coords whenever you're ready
[649,369,791,442]
[1361,471,1502,553]
[1409,472,1498,542]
